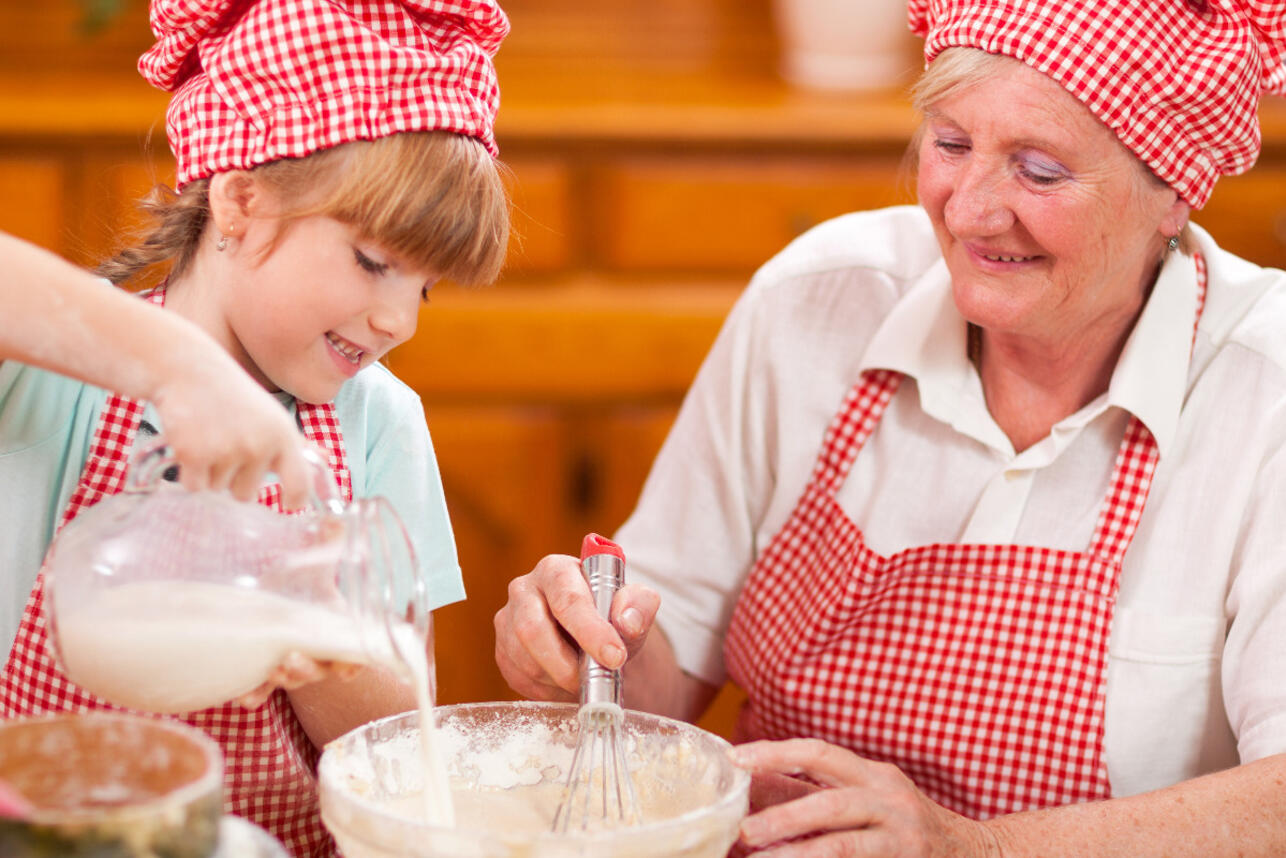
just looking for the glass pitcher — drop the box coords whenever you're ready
[43,441,433,715]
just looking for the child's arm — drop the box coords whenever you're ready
[0,232,314,508]
[284,664,419,749]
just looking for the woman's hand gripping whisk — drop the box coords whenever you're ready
[551,534,643,832]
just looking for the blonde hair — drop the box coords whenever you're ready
[98,131,510,286]
[907,47,1194,255]
[910,46,999,116]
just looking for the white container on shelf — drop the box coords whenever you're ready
[773,0,922,91]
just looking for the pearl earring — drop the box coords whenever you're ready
[216,234,229,252]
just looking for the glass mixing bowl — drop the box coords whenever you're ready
[319,701,750,858]
[0,712,223,858]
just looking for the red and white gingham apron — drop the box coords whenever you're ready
[725,260,1207,819]
[0,287,353,857]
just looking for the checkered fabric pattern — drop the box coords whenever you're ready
[140,0,509,187]
[0,287,355,857]
[907,0,1286,208]
[723,261,1208,818]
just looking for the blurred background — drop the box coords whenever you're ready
[1,0,1282,739]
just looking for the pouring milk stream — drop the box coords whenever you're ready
[43,443,455,827]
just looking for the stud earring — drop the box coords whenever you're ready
[1166,235,1180,252]
[216,234,229,252]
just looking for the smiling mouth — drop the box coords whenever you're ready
[326,332,365,364]
[980,252,1037,263]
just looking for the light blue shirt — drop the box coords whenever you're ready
[0,359,464,654]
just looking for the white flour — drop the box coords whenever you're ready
[331,713,714,830]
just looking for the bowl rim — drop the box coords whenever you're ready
[0,711,224,824]
[318,700,751,845]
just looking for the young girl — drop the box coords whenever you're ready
[0,0,510,854]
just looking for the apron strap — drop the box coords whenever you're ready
[1088,252,1208,564]
[805,252,1209,564]
[812,368,902,497]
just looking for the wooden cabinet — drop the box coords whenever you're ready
[589,155,914,271]
[0,0,1283,741]
[424,407,567,706]
[387,283,734,710]
[1197,166,1286,267]
[0,156,64,252]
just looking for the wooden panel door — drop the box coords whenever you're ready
[0,156,66,254]
[424,405,570,705]
[1197,167,1286,270]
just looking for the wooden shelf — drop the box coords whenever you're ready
[0,71,920,148]
[3,68,1280,150]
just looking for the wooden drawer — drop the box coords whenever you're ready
[589,154,915,272]
[1197,167,1286,270]
[388,282,737,401]
[59,147,572,277]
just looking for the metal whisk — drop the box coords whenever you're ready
[551,534,643,833]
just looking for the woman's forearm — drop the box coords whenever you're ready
[986,753,1286,857]
[622,626,718,723]
[0,232,230,399]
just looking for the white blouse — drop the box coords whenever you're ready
[615,205,1286,798]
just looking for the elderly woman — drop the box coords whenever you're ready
[495,0,1286,854]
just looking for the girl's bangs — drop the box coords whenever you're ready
[308,133,509,286]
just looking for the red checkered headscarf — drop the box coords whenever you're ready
[908,0,1286,208]
[139,0,509,187]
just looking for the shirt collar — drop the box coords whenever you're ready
[860,253,1199,457]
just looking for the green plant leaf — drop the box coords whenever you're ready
[77,0,129,35]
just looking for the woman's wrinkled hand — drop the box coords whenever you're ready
[493,552,660,701]
[730,739,1002,858]
[235,652,363,709]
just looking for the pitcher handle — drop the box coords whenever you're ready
[126,436,344,515]
[302,446,346,515]
[124,438,180,491]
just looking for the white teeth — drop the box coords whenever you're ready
[326,332,363,364]
[984,254,1032,262]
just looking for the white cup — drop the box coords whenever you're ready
[774,0,922,91]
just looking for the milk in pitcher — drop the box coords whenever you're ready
[56,578,455,826]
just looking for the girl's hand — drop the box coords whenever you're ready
[235,653,363,709]
[152,357,315,510]
[493,553,660,701]
[730,739,1003,858]
[235,525,361,709]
